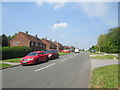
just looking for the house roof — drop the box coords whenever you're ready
[53,41,63,47]
[19,32,45,44]
[42,38,56,46]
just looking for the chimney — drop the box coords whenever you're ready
[50,39,52,42]
[26,31,28,35]
[45,37,47,40]
[35,35,38,38]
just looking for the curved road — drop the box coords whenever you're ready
[2,52,91,88]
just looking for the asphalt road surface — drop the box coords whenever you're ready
[2,52,91,88]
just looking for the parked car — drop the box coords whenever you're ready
[90,49,95,52]
[75,48,79,53]
[61,50,70,53]
[20,51,48,65]
[45,49,59,59]
[70,50,75,52]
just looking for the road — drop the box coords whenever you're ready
[2,52,91,88]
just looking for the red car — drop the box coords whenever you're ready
[20,51,48,65]
[61,50,70,53]
[45,49,59,59]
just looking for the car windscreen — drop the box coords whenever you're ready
[27,52,39,56]
[46,50,54,53]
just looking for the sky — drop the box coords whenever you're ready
[1,1,118,49]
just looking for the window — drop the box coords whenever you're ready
[27,52,38,56]
[31,42,34,45]
[36,43,38,46]
[40,44,42,47]
[43,45,45,47]
[40,52,46,54]
[13,42,19,45]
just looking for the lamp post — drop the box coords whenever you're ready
[57,20,59,51]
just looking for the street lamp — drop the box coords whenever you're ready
[57,20,59,51]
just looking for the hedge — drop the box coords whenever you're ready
[2,46,32,60]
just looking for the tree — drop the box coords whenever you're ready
[2,34,8,47]
[97,27,120,53]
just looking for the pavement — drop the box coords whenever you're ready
[91,59,119,70]
[0,61,20,66]
[2,52,91,88]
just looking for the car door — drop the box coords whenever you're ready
[39,52,46,61]
[54,50,58,58]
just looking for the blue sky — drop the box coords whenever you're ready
[2,2,118,49]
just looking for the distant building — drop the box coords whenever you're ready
[41,37,57,50]
[53,41,64,51]
[70,46,75,50]
[10,31,46,50]
[64,46,70,50]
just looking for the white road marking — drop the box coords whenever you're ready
[61,58,68,62]
[69,56,73,58]
[35,63,56,72]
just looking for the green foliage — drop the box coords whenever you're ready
[2,34,9,47]
[2,46,32,60]
[97,27,120,53]
[89,45,99,51]
[1,33,17,47]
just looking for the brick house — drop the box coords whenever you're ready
[10,31,46,50]
[53,41,64,51]
[64,45,70,50]
[41,37,57,50]
[70,46,75,50]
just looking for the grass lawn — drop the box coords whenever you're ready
[0,63,13,69]
[90,64,119,88]
[59,52,68,56]
[2,57,21,63]
[91,55,119,59]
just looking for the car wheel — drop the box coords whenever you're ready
[46,57,49,62]
[57,55,59,59]
[34,59,39,64]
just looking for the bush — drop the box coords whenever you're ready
[2,46,32,60]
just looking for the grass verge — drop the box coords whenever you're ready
[0,63,13,69]
[59,52,68,56]
[89,52,103,55]
[2,58,21,63]
[90,64,119,88]
[91,55,119,59]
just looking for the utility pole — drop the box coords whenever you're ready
[75,42,77,49]
[57,20,59,51]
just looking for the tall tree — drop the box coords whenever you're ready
[97,27,120,53]
[2,34,8,47]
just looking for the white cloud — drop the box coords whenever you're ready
[53,22,68,29]
[37,2,44,5]
[79,3,108,18]
[79,2,118,27]
[54,3,65,10]
[53,0,68,10]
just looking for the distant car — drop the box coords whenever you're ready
[90,49,95,52]
[75,48,79,53]
[20,51,48,65]
[70,50,75,52]
[61,50,70,53]
[45,49,59,59]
